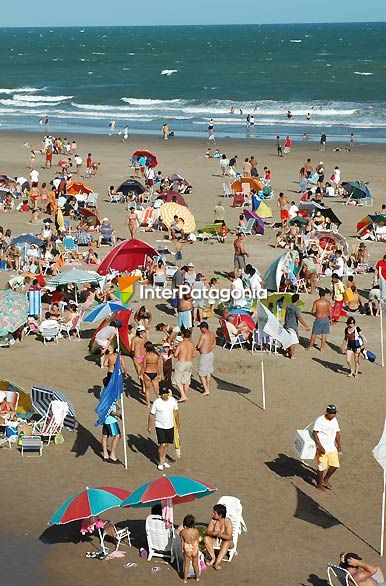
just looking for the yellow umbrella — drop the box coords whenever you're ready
[160,202,196,233]
[255,201,272,219]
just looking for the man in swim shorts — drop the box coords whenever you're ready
[308,288,332,351]
[173,328,196,402]
[233,232,249,273]
[196,321,216,395]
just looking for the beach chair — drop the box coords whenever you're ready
[239,218,255,236]
[232,192,245,208]
[220,319,247,351]
[327,564,359,585]
[0,390,19,439]
[241,182,251,197]
[101,522,132,551]
[39,322,60,345]
[215,496,247,562]
[109,190,124,204]
[86,192,99,208]
[60,311,84,340]
[63,236,78,253]
[32,399,68,445]
[166,265,178,279]
[145,515,174,562]
[251,328,271,354]
[223,183,233,198]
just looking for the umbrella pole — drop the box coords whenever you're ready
[261,356,266,411]
[380,269,384,368]
[118,342,128,470]
[381,471,386,556]
[75,283,78,305]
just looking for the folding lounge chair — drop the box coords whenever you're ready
[101,522,132,551]
[109,191,124,204]
[0,390,19,444]
[28,289,42,319]
[223,183,233,198]
[215,496,247,562]
[63,236,78,253]
[239,218,255,236]
[220,319,247,351]
[327,563,359,585]
[60,311,84,340]
[145,515,174,562]
[32,399,69,445]
[86,192,99,208]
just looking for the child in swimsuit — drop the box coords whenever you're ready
[161,343,173,383]
[180,515,200,583]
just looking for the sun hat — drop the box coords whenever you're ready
[187,262,194,267]
[136,325,146,332]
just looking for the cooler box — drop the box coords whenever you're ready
[294,429,316,460]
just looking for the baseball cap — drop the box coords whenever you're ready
[326,404,337,414]
[199,321,209,329]
[159,381,173,395]
[136,325,146,332]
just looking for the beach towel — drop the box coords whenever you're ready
[174,412,181,457]
[161,498,174,529]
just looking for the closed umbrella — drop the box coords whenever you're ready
[0,290,28,338]
[49,486,131,554]
[160,203,196,233]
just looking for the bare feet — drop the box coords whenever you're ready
[178,398,188,403]
[317,485,327,492]
[323,482,333,490]
[201,391,210,396]
[213,565,222,571]
[206,558,215,566]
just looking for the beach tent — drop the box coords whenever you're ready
[168,174,192,191]
[159,190,187,207]
[252,197,273,219]
[97,239,159,276]
[243,210,264,235]
[132,150,158,168]
[342,181,372,202]
[160,202,196,233]
[231,177,264,193]
[66,180,93,196]
[0,379,32,418]
[116,179,146,197]
[304,230,349,256]
[89,309,132,355]
[263,251,299,292]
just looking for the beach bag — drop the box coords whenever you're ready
[354,327,364,349]
[294,425,316,460]
[363,349,376,362]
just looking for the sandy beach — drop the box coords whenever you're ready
[1,129,386,586]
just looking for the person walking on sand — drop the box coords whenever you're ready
[308,288,332,351]
[283,135,292,156]
[276,135,283,157]
[342,317,366,378]
[148,380,179,470]
[312,404,341,491]
[233,232,249,273]
[320,132,327,152]
[196,321,216,395]
[283,293,310,359]
[173,328,196,402]
[127,207,138,239]
[277,192,290,228]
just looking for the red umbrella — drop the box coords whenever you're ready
[80,207,101,227]
[159,190,187,207]
[132,150,158,168]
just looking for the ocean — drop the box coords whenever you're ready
[0,23,386,141]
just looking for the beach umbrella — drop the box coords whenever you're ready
[80,207,100,227]
[11,234,44,247]
[323,208,342,227]
[117,179,145,196]
[121,475,216,509]
[132,150,158,167]
[231,177,264,193]
[260,292,305,320]
[299,201,324,215]
[342,181,371,201]
[159,190,187,207]
[243,210,264,235]
[228,309,256,331]
[31,385,76,431]
[89,309,132,356]
[66,180,93,195]
[0,290,28,338]
[49,486,131,554]
[0,174,13,186]
[289,215,308,227]
[48,268,103,303]
[252,197,272,219]
[83,301,127,324]
[160,202,196,233]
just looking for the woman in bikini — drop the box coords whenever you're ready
[140,341,161,408]
[131,326,147,392]
[179,515,200,583]
[134,305,152,330]
[127,207,138,239]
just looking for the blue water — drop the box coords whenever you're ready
[0,23,386,141]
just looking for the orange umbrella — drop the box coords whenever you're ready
[231,177,264,193]
[66,180,93,195]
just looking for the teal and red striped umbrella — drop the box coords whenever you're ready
[120,475,216,508]
[49,486,131,525]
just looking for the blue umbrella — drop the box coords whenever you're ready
[11,234,43,247]
[83,301,127,323]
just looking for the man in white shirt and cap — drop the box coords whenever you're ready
[312,404,341,491]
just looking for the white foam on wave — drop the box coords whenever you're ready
[121,97,182,106]
[13,94,72,103]
[290,39,302,43]
[0,87,42,95]
[161,69,178,76]
[0,99,61,108]
[354,71,374,76]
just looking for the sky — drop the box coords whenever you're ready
[2,0,386,27]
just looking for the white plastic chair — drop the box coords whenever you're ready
[60,311,84,340]
[220,320,247,351]
[223,183,233,198]
[215,496,247,562]
[32,400,68,444]
[39,323,60,345]
[145,515,173,561]
[86,192,99,208]
[239,218,255,235]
